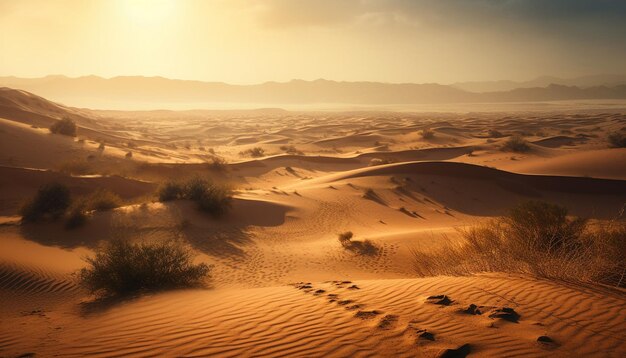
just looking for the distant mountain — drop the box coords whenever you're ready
[453,74,626,93]
[1,75,626,109]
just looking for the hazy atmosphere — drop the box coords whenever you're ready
[1,1,625,357]
[1,0,626,84]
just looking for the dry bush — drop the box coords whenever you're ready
[501,135,530,152]
[86,189,123,211]
[79,239,211,296]
[338,231,379,256]
[158,181,185,201]
[411,201,626,287]
[279,145,303,155]
[240,147,265,158]
[63,190,122,229]
[420,129,435,139]
[49,117,77,137]
[21,183,71,222]
[157,177,232,217]
[206,156,228,171]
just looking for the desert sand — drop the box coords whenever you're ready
[1,88,625,357]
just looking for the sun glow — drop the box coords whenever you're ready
[117,0,178,25]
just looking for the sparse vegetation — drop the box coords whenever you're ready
[21,183,71,222]
[338,231,379,255]
[501,135,530,152]
[420,128,435,139]
[206,156,228,171]
[157,177,232,217]
[158,181,185,201]
[411,200,626,287]
[279,145,303,155]
[86,189,123,211]
[49,117,77,137]
[79,239,211,296]
[240,147,265,158]
[608,132,626,148]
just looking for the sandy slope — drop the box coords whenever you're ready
[1,89,625,357]
[2,270,624,357]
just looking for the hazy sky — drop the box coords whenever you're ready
[1,0,625,84]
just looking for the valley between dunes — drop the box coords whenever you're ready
[1,87,625,357]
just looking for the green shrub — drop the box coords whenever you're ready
[21,183,71,222]
[49,118,77,137]
[79,239,211,296]
[501,135,530,152]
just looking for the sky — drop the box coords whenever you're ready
[0,0,625,84]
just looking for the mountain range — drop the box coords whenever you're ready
[1,75,626,109]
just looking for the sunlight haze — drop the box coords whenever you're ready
[1,0,625,84]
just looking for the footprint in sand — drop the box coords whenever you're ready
[354,310,382,319]
[345,304,363,311]
[439,343,471,358]
[488,307,520,323]
[376,314,399,330]
[406,320,436,342]
[537,335,559,349]
[426,294,452,306]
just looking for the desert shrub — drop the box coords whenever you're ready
[21,183,71,222]
[49,117,77,137]
[608,132,626,148]
[157,178,232,217]
[338,231,378,255]
[79,239,211,296]
[65,200,88,229]
[206,156,227,171]
[86,189,122,211]
[420,129,435,139]
[411,200,626,287]
[501,135,530,152]
[62,190,122,229]
[240,147,265,158]
[338,231,354,247]
[279,145,303,155]
[158,181,185,201]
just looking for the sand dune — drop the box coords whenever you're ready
[0,166,156,215]
[1,89,625,357]
[2,274,624,357]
